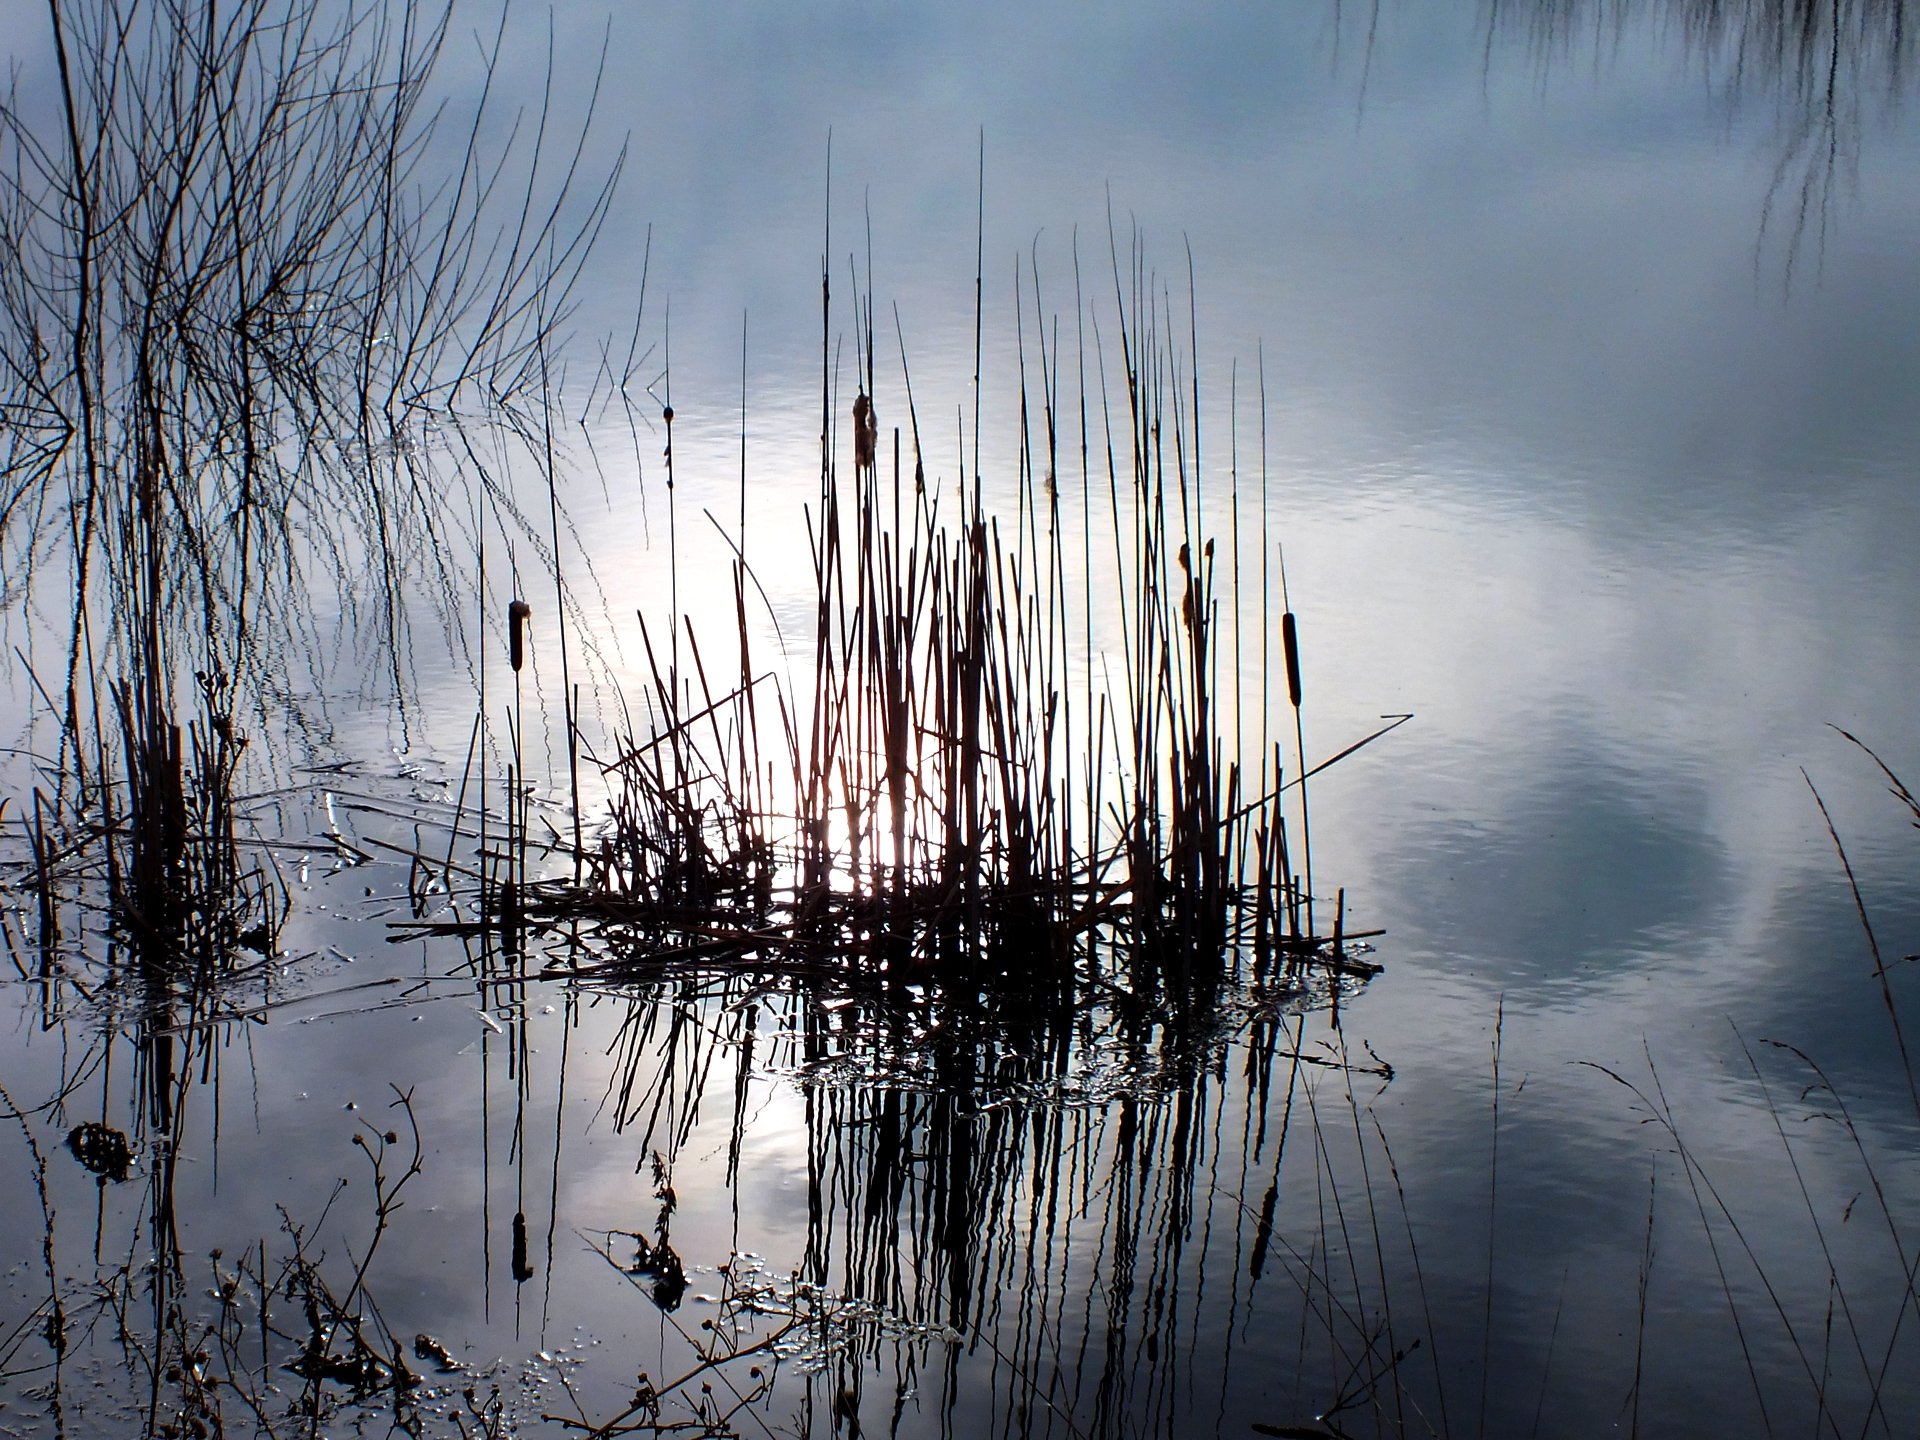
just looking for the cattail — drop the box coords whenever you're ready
[500,878,523,961]
[511,1210,533,1283]
[1281,611,1302,709]
[508,599,531,673]
[853,392,877,476]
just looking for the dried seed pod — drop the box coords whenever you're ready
[508,599,531,673]
[1282,611,1302,709]
[853,392,877,474]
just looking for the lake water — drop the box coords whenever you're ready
[3,2,1919,1436]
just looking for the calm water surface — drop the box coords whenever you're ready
[3,3,1919,1436]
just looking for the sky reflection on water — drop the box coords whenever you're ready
[3,0,1920,1435]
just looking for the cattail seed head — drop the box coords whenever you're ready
[1282,611,1303,709]
[508,599,531,673]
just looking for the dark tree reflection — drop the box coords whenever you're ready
[1483,0,1914,281]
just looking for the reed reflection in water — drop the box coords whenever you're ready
[556,929,1400,1440]
[1,748,1917,1438]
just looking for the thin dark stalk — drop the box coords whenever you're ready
[1479,995,1503,1440]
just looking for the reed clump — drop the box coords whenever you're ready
[468,232,1403,1030]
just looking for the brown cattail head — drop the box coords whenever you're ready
[853,392,877,474]
[508,599,532,673]
[1282,611,1302,709]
